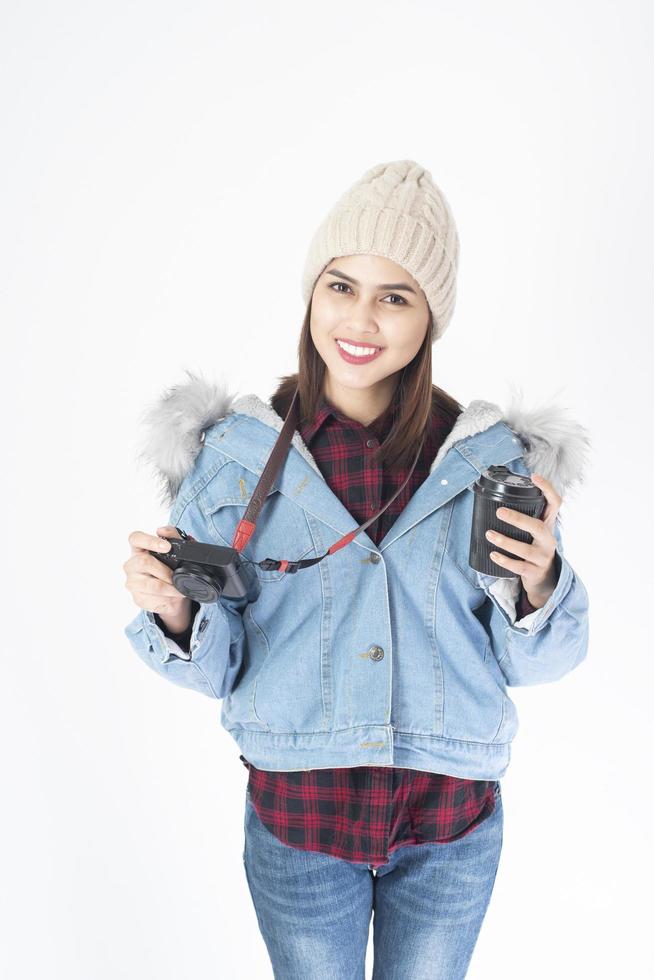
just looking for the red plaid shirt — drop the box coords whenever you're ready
[163,393,537,868]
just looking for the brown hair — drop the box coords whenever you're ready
[270,300,464,471]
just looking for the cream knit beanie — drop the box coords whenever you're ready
[300,159,460,342]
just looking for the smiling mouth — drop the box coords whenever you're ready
[335,338,384,360]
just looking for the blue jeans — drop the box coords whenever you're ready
[242,780,503,979]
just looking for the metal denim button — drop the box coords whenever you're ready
[198,617,208,633]
[370,553,381,564]
[369,645,384,661]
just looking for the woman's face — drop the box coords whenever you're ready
[310,254,430,398]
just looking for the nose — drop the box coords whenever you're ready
[341,316,382,343]
[346,296,384,329]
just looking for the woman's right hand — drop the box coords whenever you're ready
[123,526,193,632]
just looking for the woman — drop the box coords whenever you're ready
[123,160,590,979]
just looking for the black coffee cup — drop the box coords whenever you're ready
[469,465,546,578]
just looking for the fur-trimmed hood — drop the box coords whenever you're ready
[135,370,592,510]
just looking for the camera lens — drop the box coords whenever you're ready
[172,564,225,603]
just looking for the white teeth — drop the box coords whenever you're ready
[336,339,380,357]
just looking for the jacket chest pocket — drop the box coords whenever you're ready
[204,488,315,583]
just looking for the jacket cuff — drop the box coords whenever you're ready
[516,584,539,619]
[126,601,218,665]
[478,548,572,635]
[153,601,200,659]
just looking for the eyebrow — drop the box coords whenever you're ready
[325,268,417,294]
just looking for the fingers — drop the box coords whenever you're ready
[128,529,173,556]
[156,524,184,538]
[130,590,186,616]
[124,526,193,615]
[158,525,197,542]
[123,548,175,581]
[128,570,187,601]
[530,473,560,504]
[486,528,551,568]
[496,507,546,539]
[529,473,562,524]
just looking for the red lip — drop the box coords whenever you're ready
[335,338,384,365]
[335,337,383,349]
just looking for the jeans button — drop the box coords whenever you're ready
[370,553,381,564]
[369,645,384,661]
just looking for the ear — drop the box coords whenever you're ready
[502,382,592,498]
[135,369,239,507]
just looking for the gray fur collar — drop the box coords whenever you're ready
[136,370,591,508]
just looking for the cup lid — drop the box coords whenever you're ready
[475,465,542,501]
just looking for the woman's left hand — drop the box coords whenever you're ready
[485,473,562,609]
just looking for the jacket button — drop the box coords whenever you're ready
[199,618,208,634]
[370,553,381,564]
[369,645,384,661]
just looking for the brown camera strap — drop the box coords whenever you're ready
[231,385,424,574]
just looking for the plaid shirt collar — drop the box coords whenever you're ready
[300,393,398,445]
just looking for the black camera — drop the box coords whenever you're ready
[149,531,258,603]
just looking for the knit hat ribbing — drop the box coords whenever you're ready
[300,160,460,342]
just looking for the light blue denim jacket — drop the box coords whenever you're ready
[124,378,591,779]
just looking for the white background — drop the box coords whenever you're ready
[2,1,651,977]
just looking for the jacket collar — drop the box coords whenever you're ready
[137,372,591,547]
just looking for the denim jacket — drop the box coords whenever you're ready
[124,377,591,779]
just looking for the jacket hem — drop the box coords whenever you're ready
[225,724,511,780]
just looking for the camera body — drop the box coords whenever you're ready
[149,536,258,604]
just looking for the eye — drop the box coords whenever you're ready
[328,282,407,305]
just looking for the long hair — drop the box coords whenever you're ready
[270,300,464,471]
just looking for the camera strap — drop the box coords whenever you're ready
[231,385,425,574]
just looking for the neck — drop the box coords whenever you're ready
[322,371,402,426]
